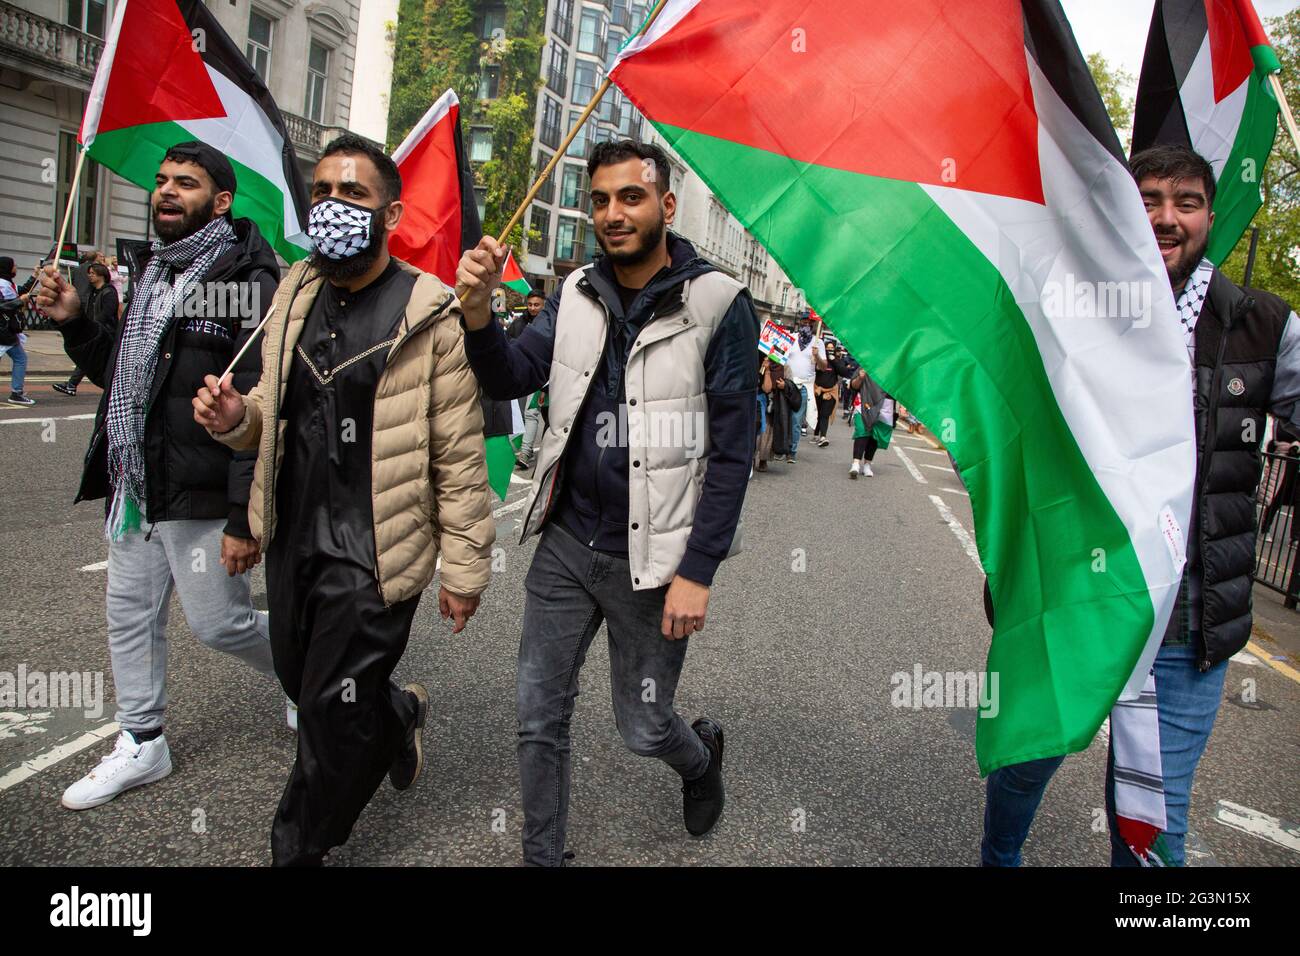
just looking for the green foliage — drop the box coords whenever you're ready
[388,0,545,260]
[1086,51,1135,147]
[1221,11,1300,307]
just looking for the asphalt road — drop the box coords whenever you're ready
[1,393,1296,866]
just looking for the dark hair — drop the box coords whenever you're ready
[1129,145,1216,208]
[320,133,402,204]
[587,139,672,195]
[87,262,111,282]
[0,256,13,280]
[526,290,544,301]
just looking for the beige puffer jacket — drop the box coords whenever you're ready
[212,258,495,605]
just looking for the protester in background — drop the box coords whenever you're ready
[0,256,36,406]
[54,262,119,397]
[754,354,776,472]
[783,321,824,462]
[511,289,547,471]
[811,341,841,446]
[767,354,799,464]
[35,141,282,812]
[70,250,97,305]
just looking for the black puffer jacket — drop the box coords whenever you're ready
[59,217,280,538]
[1191,269,1294,667]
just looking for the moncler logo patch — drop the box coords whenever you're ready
[1227,378,1245,397]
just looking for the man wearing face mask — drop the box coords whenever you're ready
[980,145,1300,867]
[194,134,495,866]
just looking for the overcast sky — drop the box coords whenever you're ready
[1061,0,1298,95]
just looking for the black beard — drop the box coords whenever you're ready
[311,215,388,282]
[1164,232,1209,293]
[599,213,665,266]
[154,197,217,243]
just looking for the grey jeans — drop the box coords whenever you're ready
[517,522,710,866]
[520,402,542,458]
[106,517,274,732]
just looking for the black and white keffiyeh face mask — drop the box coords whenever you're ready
[307,196,386,260]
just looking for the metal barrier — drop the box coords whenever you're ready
[1254,444,1300,608]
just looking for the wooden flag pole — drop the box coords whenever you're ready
[1269,73,1300,159]
[51,148,88,272]
[455,0,669,298]
[217,303,276,384]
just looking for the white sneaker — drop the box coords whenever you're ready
[863,462,874,477]
[61,732,172,810]
[849,461,860,479]
[286,699,299,732]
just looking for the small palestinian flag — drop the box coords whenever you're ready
[502,250,532,296]
[81,0,310,261]
[612,0,1196,774]
[1133,0,1281,264]
[390,89,519,500]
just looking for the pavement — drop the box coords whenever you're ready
[0,404,1296,866]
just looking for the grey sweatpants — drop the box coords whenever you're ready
[106,517,274,732]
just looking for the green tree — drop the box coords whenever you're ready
[388,0,545,260]
[1221,11,1300,306]
[1087,51,1135,148]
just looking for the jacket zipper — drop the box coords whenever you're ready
[1193,294,1249,670]
[367,292,456,602]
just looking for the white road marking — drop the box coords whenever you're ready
[1213,800,1300,854]
[1229,651,1262,666]
[929,494,982,570]
[943,486,970,497]
[920,462,953,473]
[0,413,95,425]
[910,447,949,456]
[79,560,108,572]
[510,473,532,486]
[892,445,928,484]
[0,720,120,793]
[0,711,52,740]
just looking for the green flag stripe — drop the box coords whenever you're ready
[1207,70,1280,264]
[88,121,308,263]
[653,122,1152,773]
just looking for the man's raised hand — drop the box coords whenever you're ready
[193,374,245,434]
[455,236,506,331]
[33,265,80,324]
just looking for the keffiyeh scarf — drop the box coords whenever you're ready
[105,215,235,540]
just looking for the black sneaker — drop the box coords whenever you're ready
[683,718,725,837]
[514,455,532,471]
[6,392,35,407]
[52,382,77,396]
[388,683,428,791]
[787,454,798,463]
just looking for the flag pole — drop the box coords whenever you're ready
[1269,73,1300,158]
[51,148,88,271]
[217,304,276,384]
[456,0,669,298]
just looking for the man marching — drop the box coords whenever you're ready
[195,134,495,865]
[457,140,759,865]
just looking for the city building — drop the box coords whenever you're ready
[520,0,805,325]
[0,0,393,270]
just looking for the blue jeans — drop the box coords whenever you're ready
[789,384,808,453]
[981,640,1228,866]
[516,522,711,866]
[1,339,27,392]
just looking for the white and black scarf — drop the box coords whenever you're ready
[105,216,235,539]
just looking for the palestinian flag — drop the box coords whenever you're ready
[80,0,309,261]
[612,0,1196,774]
[1133,0,1281,264]
[390,89,520,500]
[502,250,532,296]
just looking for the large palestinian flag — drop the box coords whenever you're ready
[612,0,1197,774]
[81,0,309,261]
[391,89,521,500]
[1133,0,1281,265]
